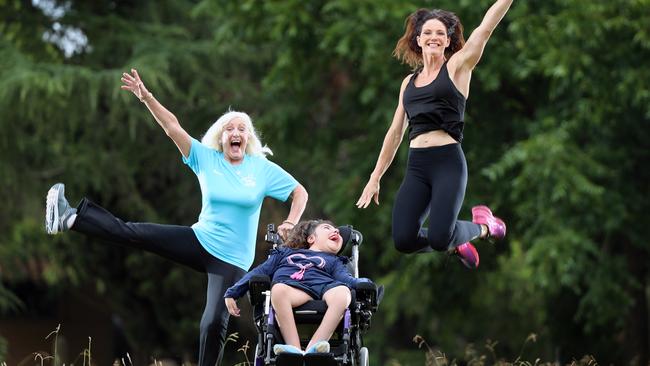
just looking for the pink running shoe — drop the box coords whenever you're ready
[455,242,479,269]
[472,205,506,241]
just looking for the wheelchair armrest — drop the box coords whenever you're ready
[247,275,271,306]
[354,282,383,311]
[355,281,376,293]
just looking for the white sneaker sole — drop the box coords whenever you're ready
[45,184,62,234]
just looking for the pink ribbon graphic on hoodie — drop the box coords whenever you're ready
[286,253,326,281]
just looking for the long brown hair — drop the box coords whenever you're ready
[284,219,334,249]
[393,8,465,69]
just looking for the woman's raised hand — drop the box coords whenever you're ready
[356,178,380,209]
[120,69,152,102]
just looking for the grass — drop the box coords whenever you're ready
[409,334,598,366]
[224,333,253,366]
[16,324,93,366]
[9,326,251,366]
[5,326,598,366]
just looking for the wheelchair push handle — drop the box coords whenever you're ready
[265,224,283,248]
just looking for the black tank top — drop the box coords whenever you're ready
[403,62,466,142]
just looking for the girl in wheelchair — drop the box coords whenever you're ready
[224,220,372,357]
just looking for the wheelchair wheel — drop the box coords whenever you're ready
[359,347,369,366]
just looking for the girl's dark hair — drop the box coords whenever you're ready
[284,219,335,249]
[393,8,465,69]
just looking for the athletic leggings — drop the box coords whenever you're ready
[72,198,246,366]
[392,143,482,253]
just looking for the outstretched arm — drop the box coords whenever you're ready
[331,258,372,288]
[223,251,281,299]
[356,75,411,208]
[454,0,514,71]
[121,69,192,157]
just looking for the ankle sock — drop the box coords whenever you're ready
[66,214,77,229]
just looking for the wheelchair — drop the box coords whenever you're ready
[245,224,383,366]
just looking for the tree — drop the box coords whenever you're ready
[1,0,648,364]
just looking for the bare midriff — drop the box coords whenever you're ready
[409,130,458,148]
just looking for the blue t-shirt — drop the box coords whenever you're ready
[183,138,298,270]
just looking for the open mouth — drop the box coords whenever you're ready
[328,233,341,243]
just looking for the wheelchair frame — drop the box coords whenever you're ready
[246,224,379,366]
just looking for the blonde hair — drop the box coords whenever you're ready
[201,110,273,157]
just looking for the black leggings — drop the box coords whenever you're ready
[392,144,482,253]
[72,198,246,366]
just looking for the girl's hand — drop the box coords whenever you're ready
[225,297,240,317]
[120,68,151,102]
[356,179,380,208]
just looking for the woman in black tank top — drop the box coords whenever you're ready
[357,1,514,268]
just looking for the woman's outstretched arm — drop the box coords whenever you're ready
[121,69,192,157]
[356,75,411,208]
[454,0,514,71]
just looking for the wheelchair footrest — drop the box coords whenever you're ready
[275,353,304,366]
[304,353,338,366]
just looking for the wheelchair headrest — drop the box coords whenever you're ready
[337,225,363,255]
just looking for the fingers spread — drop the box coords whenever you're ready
[120,74,136,89]
[356,194,371,208]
